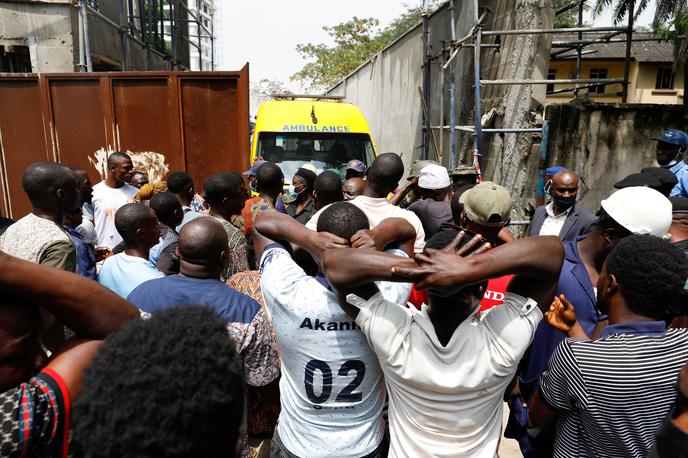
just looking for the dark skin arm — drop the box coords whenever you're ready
[392,235,564,313]
[350,217,416,255]
[253,211,349,265]
[0,251,139,338]
[389,176,419,206]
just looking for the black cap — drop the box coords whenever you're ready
[294,167,317,187]
[614,173,661,190]
[641,167,679,187]
[669,197,688,213]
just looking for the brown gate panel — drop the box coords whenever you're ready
[180,76,250,188]
[48,78,110,185]
[112,78,183,174]
[0,67,250,219]
[0,78,50,218]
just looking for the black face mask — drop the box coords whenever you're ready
[553,196,576,209]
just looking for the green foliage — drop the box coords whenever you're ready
[553,0,590,28]
[292,2,440,91]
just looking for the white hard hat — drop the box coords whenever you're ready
[600,186,672,238]
[418,164,451,190]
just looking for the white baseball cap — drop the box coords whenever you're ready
[418,164,451,190]
[600,186,672,238]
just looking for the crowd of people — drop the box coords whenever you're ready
[0,130,687,458]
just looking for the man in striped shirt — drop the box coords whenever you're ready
[530,234,688,458]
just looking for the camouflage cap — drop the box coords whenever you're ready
[450,164,479,177]
[408,160,439,179]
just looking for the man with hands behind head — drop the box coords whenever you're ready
[320,232,564,457]
[254,205,415,458]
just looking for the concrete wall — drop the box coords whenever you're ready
[544,101,688,212]
[328,0,556,220]
[0,1,77,72]
[328,1,482,172]
[0,0,188,72]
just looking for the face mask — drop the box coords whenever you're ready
[553,196,576,209]
[661,150,684,168]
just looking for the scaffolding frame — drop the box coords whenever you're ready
[78,0,215,72]
[419,0,666,185]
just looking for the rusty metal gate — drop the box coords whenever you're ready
[0,66,250,218]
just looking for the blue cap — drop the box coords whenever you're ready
[243,160,267,176]
[545,165,566,175]
[653,130,688,147]
[345,159,366,173]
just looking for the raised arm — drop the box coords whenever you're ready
[0,251,139,339]
[350,217,416,254]
[253,210,348,264]
[391,235,564,312]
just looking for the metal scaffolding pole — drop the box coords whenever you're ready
[421,0,431,160]
[622,0,635,103]
[472,0,482,174]
[448,0,457,167]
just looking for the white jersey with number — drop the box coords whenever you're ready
[260,244,411,458]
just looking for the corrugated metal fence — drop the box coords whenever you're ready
[0,66,250,218]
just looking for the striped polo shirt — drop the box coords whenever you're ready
[539,321,688,458]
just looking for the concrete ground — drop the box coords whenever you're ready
[498,403,524,458]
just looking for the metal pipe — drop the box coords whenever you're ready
[472,0,482,174]
[427,126,542,133]
[448,0,456,168]
[81,0,93,71]
[551,35,683,47]
[77,1,86,71]
[481,77,625,85]
[574,1,583,97]
[210,10,214,70]
[483,26,628,36]
[119,0,126,70]
[622,0,635,103]
[536,121,549,206]
[421,0,431,160]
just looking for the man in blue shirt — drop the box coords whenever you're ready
[98,203,163,298]
[127,217,280,400]
[653,130,688,197]
[507,186,673,457]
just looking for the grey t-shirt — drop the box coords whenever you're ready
[408,199,452,240]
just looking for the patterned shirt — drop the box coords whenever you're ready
[228,271,281,439]
[0,369,70,458]
[209,216,250,281]
[128,274,280,387]
[540,322,688,458]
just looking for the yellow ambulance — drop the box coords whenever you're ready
[250,95,377,182]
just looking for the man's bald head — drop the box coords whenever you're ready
[178,218,228,271]
[343,178,364,201]
[550,170,579,212]
[552,170,579,189]
[366,153,404,197]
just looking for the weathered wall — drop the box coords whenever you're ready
[328,0,555,220]
[544,101,688,212]
[328,1,482,171]
[480,0,554,219]
[0,1,77,72]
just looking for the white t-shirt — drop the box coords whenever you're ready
[306,195,426,253]
[539,202,571,237]
[259,244,411,458]
[348,291,542,458]
[92,181,139,249]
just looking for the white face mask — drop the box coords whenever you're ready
[662,150,685,169]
